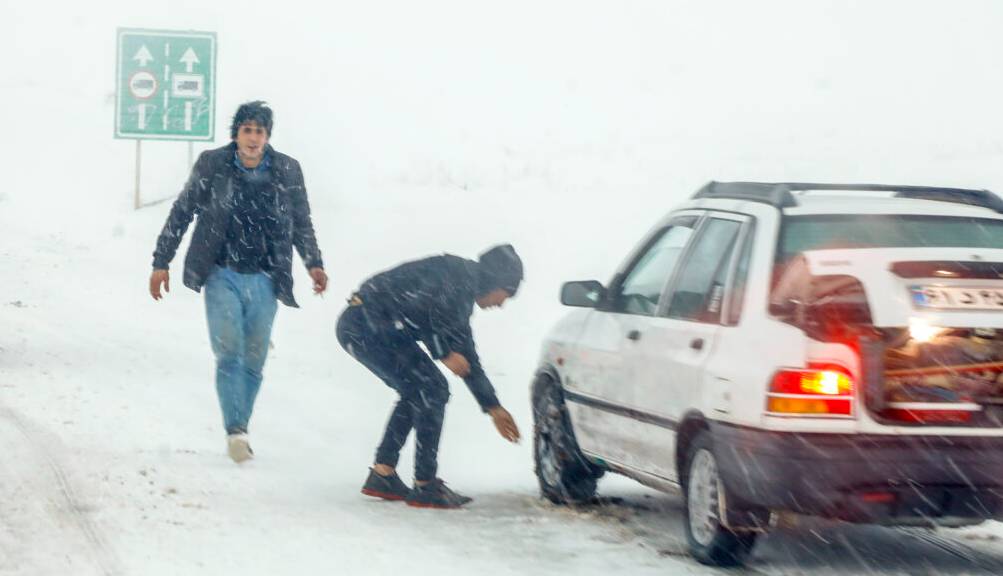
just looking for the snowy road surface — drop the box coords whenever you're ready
[3,197,1003,576]
[3,393,1003,576]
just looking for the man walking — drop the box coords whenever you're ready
[149,101,327,463]
[336,245,523,509]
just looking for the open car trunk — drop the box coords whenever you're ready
[871,328,1003,425]
[772,248,1003,427]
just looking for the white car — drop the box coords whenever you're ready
[532,181,1003,566]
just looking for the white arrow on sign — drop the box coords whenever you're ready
[133,45,154,67]
[180,47,200,73]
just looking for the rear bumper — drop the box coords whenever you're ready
[711,422,1003,525]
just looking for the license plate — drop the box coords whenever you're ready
[910,285,1003,310]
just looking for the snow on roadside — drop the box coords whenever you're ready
[0,196,704,576]
[5,169,1003,576]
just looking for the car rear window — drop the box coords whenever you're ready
[778,215,1003,263]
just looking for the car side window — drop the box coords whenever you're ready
[666,218,742,323]
[613,217,697,316]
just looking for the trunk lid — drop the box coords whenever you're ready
[772,247,1003,427]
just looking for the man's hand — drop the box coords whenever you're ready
[440,351,471,377]
[309,267,328,295]
[489,406,521,443]
[150,269,170,300]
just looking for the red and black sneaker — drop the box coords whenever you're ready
[405,479,473,509]
[360,468,411,501]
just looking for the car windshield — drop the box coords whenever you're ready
[778,215,1003,262]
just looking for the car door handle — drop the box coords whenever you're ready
[690,338,704,350]
[626,329,642,341]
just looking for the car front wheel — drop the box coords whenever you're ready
[532,373,602,504]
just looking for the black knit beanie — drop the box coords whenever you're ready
[477,244,523,296]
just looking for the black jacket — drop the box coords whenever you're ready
[357,255,501,410]
[152,143,323,307]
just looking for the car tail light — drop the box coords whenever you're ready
[767,368,854,417]
[860,491,896,504]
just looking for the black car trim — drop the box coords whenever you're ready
[710,419,1003,449]
[693,181,1003,213]
[564,389,679,431]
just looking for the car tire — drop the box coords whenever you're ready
[532,373,603,504]
[682,431,758,567]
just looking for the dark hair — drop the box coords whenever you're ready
[230,101,273,139]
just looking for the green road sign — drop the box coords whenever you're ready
[115,29,216,141]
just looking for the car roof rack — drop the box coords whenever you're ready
[691,181,1003,213]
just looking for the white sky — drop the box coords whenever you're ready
[5,0,1003,275]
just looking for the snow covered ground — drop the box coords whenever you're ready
[8,0,1003,574]
[4,197,1003,576]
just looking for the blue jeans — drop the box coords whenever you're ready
[204,266,278,434]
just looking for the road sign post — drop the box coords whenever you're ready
[115,29,216,208]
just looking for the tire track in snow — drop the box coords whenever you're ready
[0,404,121,576]
[535,494,777,574]
[545,490,1003,574]
[896,527,1003,574]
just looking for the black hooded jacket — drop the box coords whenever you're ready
[151,142,323,307]
[356,255,502,410]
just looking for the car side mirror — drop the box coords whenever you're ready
[561,280,605,308]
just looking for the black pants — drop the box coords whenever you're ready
[336,304,450,482]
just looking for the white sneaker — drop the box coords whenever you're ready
[227,433,254,463]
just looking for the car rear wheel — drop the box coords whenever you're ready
[532,373,603,504]
[683,431,758,566]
